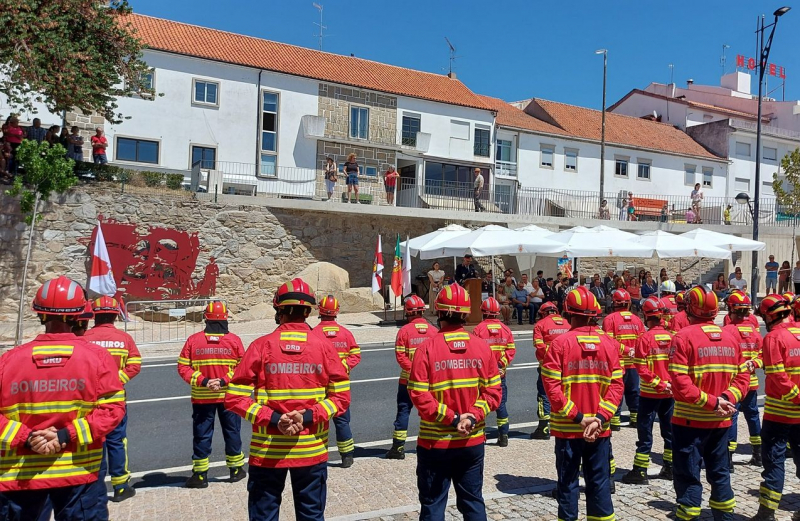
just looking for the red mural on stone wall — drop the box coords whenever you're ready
[80,216,218,300]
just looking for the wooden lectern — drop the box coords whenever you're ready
[465,278,482,324]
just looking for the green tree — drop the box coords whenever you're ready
[5,140,76,345]
[772,147,800,266]
[0,0,152,123]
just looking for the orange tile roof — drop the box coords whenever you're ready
[123,14,491,111]
[609,89,764,121]
[478,95,569,136]
[526,98,723,160]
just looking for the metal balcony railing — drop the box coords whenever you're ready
[495,161,518,177]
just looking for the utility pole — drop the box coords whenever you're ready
[313,3,326,51]
[596,49,608,205]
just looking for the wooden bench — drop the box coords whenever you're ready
[631,197,667,221]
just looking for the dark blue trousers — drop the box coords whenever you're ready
[727,389,761,452]
[672,425,735,520]
[554,436,613,521]
[634,397,674,468]
[332,408,354,454]
[392,383,414,444]
[496,377,509,435]
[614,369,640,424]
[106,412,130,489]
[0,480,105,521]
[247,463,327,521]
[757,419,800,511]
[536,368,551,421]
[31,450,108,521]
[192,402,244,472]
[417,444,486,521]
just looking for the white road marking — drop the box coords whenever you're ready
[127,396,190,404]
[140,362,177,368]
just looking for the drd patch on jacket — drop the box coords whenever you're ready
[279,331,308,353]
[444,332,470,351]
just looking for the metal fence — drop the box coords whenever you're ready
[123,299,223,346]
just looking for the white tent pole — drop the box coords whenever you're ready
[492,255,496,298]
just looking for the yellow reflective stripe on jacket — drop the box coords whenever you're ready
[0,420,22,450]
[259,388,326,401]
[177,356,191,366]
[0,448,103,482]
[73,418,93,445]
[443,332,470,342]
[562,374,613,386]
[0,400,95,418]
[435,402,449,422]
[249,432,328,460]
[279,331,308,342]
[541,367,562,380]
[31,345,74,357]
[419,419,485,442]
[407,380,430,392]
[764,396,800,418]
[430,378,480,392]
[327,380,350,393]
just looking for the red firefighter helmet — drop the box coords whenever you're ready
[641,296,666,318]
[32,276,86,316]
[675,291,686,310]
[481,297,500,317]
[318,295,340,317]
[539,301,558,317]
[685,286,718,320]
[404,295,426,314]
[611,288,631,307]
[782,292,794,303]
[435,284,471,315]
[564,286,599,317]
[274,278,316,308]
[203,301,228,320]
[726,291,751,310]
[91,296,121,315]
[758,293,791,323]
[77,301,95,321]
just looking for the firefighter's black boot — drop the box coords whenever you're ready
[658,462,674,480]
[530,421,551,440]
[230,466,247,483]
[385,442,405,460]
[749,447,763,467]
[749,505,776,521]
[621,466,648,485]
[728,451,735,473]
[185,472,208,489]
[340,452,354,468]
[498,434,509,447]
[111,482,136,502]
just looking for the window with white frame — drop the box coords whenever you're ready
[401,114,421,146]
[615,157,629,177]
[350,106,369,139]
[564,149,578,171]
[193,79,219,105]
[735,141,751,157]
[702,167,713,188]
[496,139,512,162]
[474,127,491,157]
[191,145,216,170]
[450,120,469,139]
[116,137,159,164]
[637,160,651,180]
[541,146,554,168]
[734,177,750,192]
[684,164,696,186]
[260,91,278,166]
[763,146,778,162]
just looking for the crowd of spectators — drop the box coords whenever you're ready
[1,113,106,184]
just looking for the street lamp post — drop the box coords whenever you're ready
[751,6,790,306]
[596,49,608,206]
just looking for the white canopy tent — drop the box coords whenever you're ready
[678,228,767,252]
[629,230,732,260]
[421,224,564,259]
[539,226,653,258]
[401,224,471,256]
[512,225,556,274]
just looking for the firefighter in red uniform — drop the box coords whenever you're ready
[82,296,141,501]
[542,286,624,521]
[313,295,360,468]
[669,287,750,521]
[531,302,567,440]
[603,288,645,429]
[622,296,675,485]
[723,290,760,329]
[386,295,438,460]
[660,281,678,329]
[749,294,800,521]
[0,276,125,520]
[472,297,516,447]
[669,291,691,333]
[225,278,350,521]
[408,284,502,520]
[178,301,246,488]
[722,291,763,472]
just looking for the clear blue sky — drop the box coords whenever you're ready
[129,0,800,109]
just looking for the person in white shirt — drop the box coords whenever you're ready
[690,183,704,223]
[520,274,534,294]
[473,168,486,212]
[729,268,747,292]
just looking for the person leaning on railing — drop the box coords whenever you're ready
[323,157,338,201]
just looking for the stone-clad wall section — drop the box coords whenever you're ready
[0,185,446,321]
[318,83,397,147]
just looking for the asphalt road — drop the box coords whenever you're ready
[120,329,767,489]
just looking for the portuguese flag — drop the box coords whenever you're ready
[391,234,403,297]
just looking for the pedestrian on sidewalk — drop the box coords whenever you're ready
[621,297,674,485]
[83,296,142,502]
[225,278,350,521]
[344,153,360,203]
[542,287,624,521]
[408,284,501,519]
[691,183,704,223]
[473,168,486,212]
[386,296,438,460]
[314,295,361,468]
[178,301,247,488]
[383,165,399,205]
[778,261,791,294]
[749,294,800,521]
[793,261,800,294]
[473,297,516,447]
[722,292,763,473]
[323,156,338,200]
[765,255,780,294]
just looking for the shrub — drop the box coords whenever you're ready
[141,171,163,187]
[166,173,184,190]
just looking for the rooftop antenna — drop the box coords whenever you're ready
[445,37,457,77]
[721,43,731,76]
[312,3,326,51]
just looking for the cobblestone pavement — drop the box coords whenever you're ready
[109,421,799,520]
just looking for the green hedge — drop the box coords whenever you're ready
[75,161,184,189]
[166,173,184,190]
[341,193,373,204]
